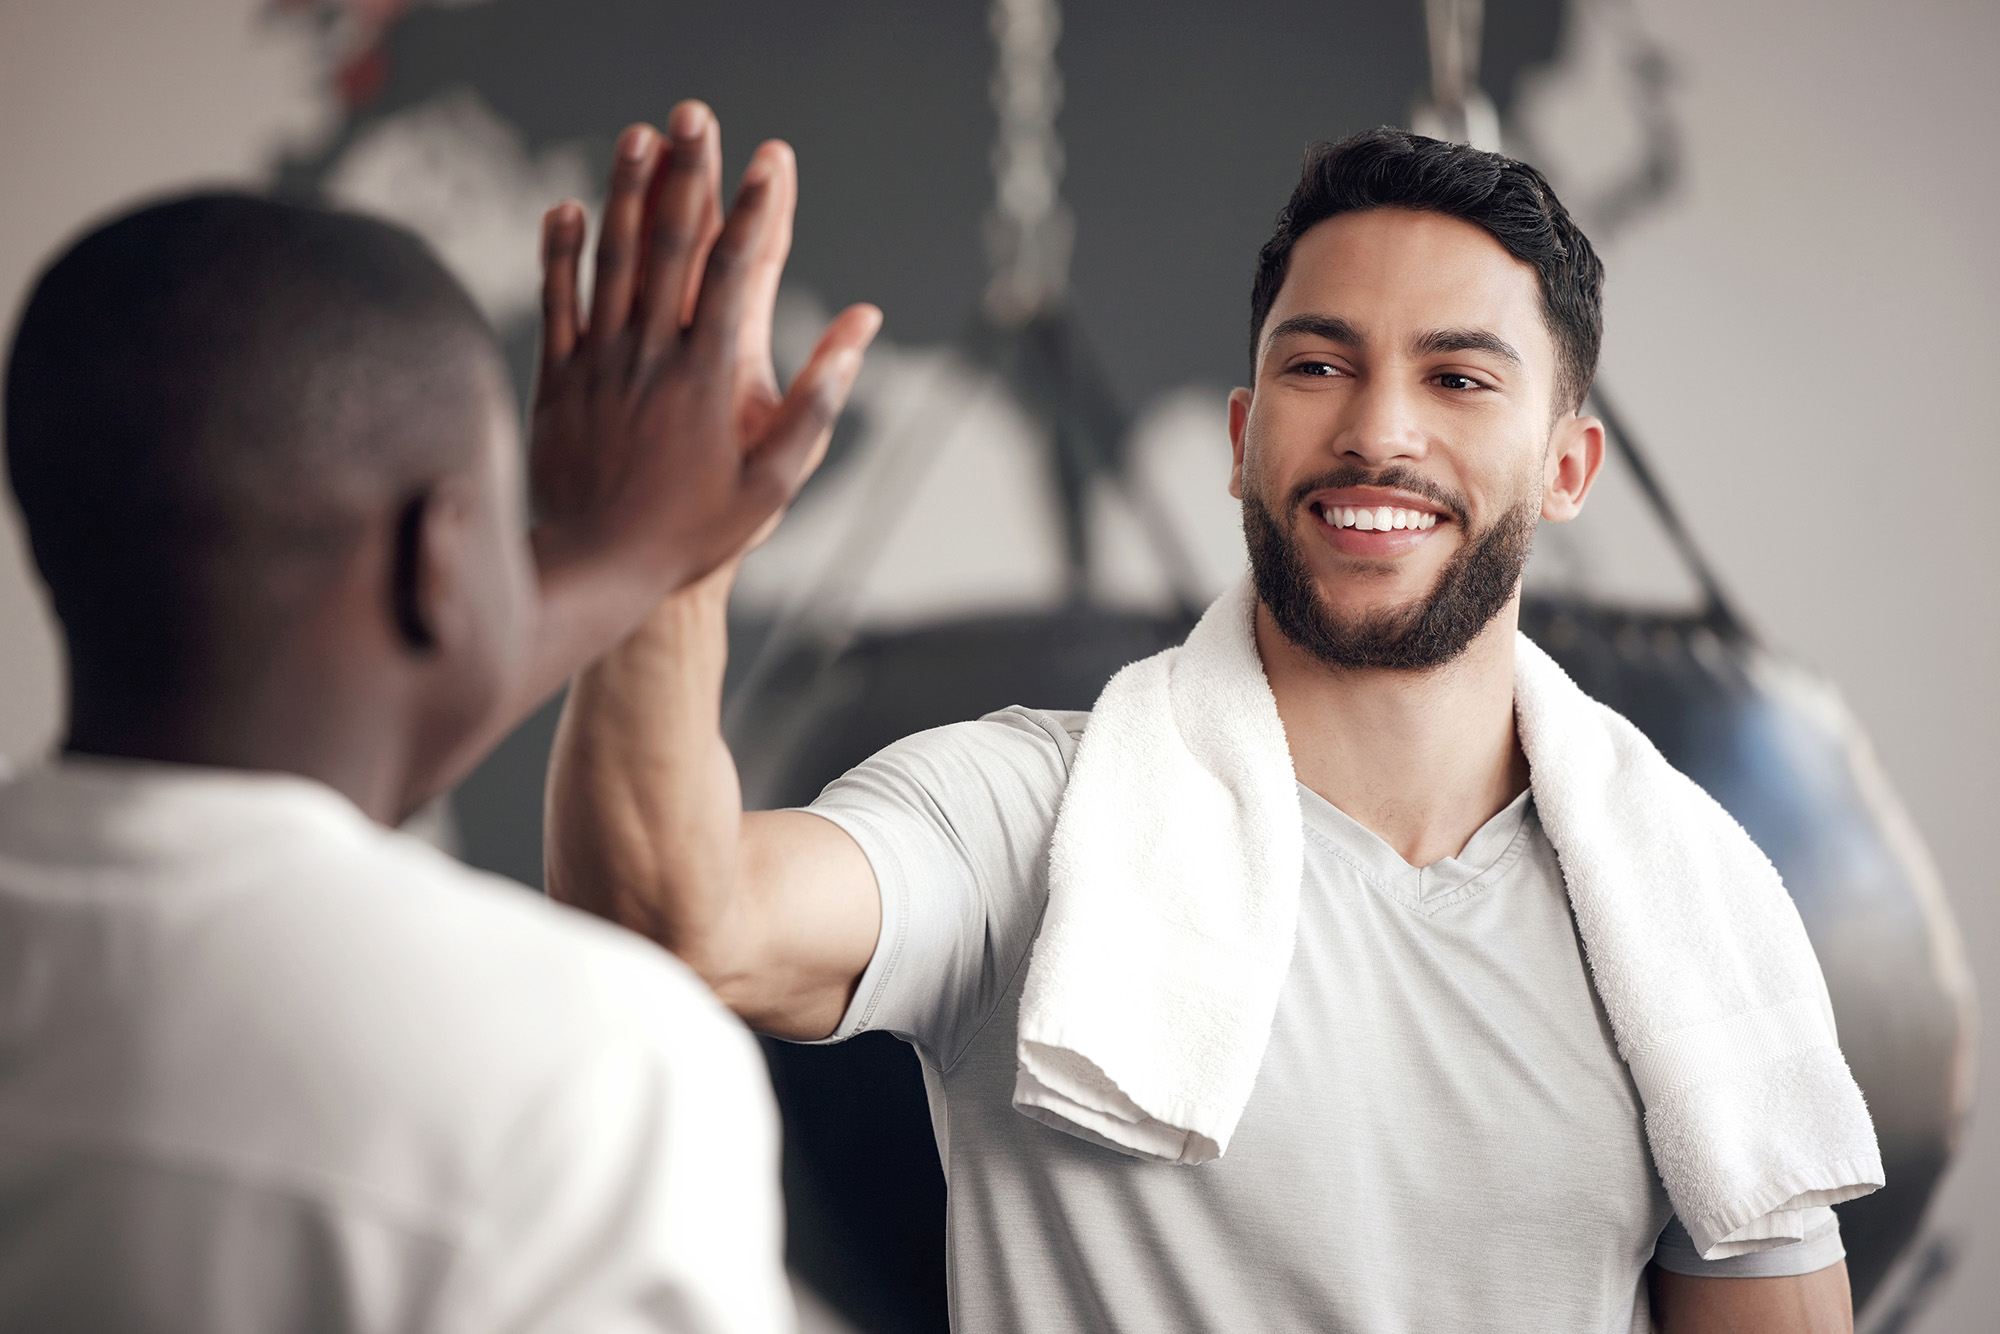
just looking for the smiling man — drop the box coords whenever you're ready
[547,130,1877,1333]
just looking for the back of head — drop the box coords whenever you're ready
[1251,128,1604,413]
[5,192,502,704]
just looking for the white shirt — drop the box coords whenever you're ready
[0,758,792,1334]
[807,708,1842,1334]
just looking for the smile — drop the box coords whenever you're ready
[1314,503,1439,532]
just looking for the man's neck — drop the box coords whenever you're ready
[63,648,419,827]
[1255,599,1526,868]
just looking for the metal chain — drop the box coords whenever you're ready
[983,0,1074,325]
[1412,0,1501,150]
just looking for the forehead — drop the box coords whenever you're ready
[1268,208,1552,363]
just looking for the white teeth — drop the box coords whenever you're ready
[1321,503,1442,531]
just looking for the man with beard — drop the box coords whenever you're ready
[546,130,1872,1332]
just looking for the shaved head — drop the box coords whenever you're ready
[5,192,508,698]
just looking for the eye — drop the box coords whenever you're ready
[1435,371,1488,391]
[1291,359,1344,378]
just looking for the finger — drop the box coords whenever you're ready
[732,140,798,399]
[583,123,661,350]
[639,101,720,356]
[678,107,726,331]
[740,303,882,513]
[538,201,586,375]
[684,140,788,372]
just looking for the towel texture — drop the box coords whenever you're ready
[1013,575,1881,1259]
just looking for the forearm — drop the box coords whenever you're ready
[543,566,880,1038]
[1651,1260,1852,1333]
[405,545,675,815]
[545,565,746,965]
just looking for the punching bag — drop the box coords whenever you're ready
[1520,391,1974,1306]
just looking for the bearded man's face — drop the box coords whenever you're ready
[1244,462,1539,671]
[1229,208,1599,672]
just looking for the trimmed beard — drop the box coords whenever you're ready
[1244,465,1539,672]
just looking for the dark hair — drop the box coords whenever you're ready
[5,192,500,696]
[1249,128,1603,412]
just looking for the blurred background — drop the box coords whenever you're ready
[2,1,1995,1330]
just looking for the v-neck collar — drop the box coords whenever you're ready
[1296,783,1535,914]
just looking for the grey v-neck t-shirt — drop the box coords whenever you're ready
[806,708,1842,1333]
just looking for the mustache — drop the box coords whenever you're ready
[1283,465,1469,527]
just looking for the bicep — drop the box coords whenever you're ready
[1650,1260,1852,1334]
[732,711,1073,1052]
[730,808,882,1039]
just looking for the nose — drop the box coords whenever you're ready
[1337,374,1429,466]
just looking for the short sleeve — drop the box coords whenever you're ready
[803,708,1082,1068]
[1652,1208,1846,1279]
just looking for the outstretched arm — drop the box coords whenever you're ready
[1651,1260,1853,1333]
[546,560,883,1040]
[407,102,880,812]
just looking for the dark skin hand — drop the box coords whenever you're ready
[411,101,881,813]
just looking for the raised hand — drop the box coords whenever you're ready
[528,101,881,651]
[410,104,878,811]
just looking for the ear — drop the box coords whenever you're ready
[1542,411,1605,522]
[1228,387,1252,500]
[388,484,474,657]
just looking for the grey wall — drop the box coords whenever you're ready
[1573,5,2000,1325]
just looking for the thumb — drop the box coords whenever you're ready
[740,303,881,515]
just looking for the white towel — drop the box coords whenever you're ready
[1013,574,1882,1260]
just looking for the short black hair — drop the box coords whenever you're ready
[1249,128,1604,413]
[5,192,501,697]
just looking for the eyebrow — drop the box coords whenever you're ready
[1411,326,1522,366]
[1264,315,1523,370]
[1265,313,1365,347]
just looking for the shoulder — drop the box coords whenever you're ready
[997,705,1090,753]
[4,826,782,1330]
[964,705,1089,775]
[807,705,1090,866]
[126,828,767,1208]
[815,705,1087,806]
[0,767,775,1279]
[279,827,758,1075]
